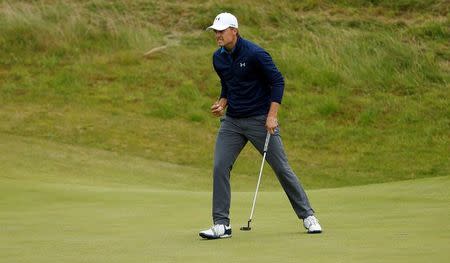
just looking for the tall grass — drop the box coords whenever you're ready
[0,1,160,54]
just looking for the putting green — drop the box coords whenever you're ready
[1,134,449,262]
[2,175,449,262]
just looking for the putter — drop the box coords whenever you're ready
[240,131,271,231]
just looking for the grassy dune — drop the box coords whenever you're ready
[0,0,449,188]
[1,134,449,262]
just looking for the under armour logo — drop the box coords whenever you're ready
[240,62,246,68]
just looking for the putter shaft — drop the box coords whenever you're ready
[241,132,271,231]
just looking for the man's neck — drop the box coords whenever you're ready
[224,37,238,52]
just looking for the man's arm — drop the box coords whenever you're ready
[254,49,284,134]
[212,57,228,117]
[266,102,279,134]
[254,50,284,104]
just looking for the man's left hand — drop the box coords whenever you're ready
[266,116,278,134]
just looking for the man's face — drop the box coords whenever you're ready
[214,27,237,49]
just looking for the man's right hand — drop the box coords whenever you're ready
[211,98,227,117]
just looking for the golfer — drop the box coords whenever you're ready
[199,13,322,239]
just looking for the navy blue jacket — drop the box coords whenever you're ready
[213,37,284,118]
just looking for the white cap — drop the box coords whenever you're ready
[207,12,238,31]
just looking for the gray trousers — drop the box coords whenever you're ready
[213,114,314,225]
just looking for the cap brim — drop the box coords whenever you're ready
[206,24,229,31]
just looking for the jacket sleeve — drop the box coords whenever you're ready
[219,79,228,99]
[254,50,284,104]
[213,58,228,99]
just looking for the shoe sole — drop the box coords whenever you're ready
[307,230,322,234]
[199,233,232,239]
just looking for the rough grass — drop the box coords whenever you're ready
[0,0,449,188]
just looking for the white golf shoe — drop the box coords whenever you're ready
[303,215,322,234]
[199,224,232,239]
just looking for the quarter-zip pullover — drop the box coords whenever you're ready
[212,37,285,118]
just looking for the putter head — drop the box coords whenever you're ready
[240,220,252,231]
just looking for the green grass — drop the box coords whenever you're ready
[1,134,449,262]
[0,0,449,188]
[0,2,448,261]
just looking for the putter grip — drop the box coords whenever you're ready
[263,132,270,152]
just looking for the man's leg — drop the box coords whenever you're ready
[213,117,247,225]
[264,133,315,219]
[245,117,314,219]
